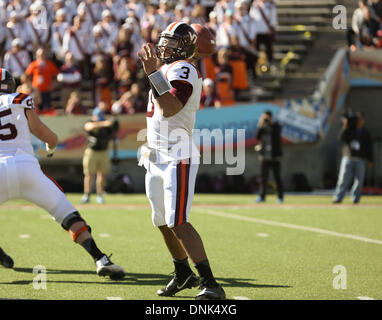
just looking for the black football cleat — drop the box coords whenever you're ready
[157,272,199,297]
[0,248,14,269]
[195,284,226,300]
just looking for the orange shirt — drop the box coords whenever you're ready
[25,59,59,92]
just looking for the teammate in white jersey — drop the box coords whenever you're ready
[0,68,125,279]
[138,22,225,300]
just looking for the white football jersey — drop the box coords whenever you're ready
[146,60,202,162]
[0,92,35,157]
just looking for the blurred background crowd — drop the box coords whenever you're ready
[347,0,382,51]
[0,0,278,115]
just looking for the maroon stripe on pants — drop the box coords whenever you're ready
[174,162,182,226]
[182,162,190,225]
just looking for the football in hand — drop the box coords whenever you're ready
[191,24,216,57]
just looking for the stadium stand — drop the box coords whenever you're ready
[0,0,360,110]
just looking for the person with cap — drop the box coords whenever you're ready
[3,38,30,86]
[81,101,119,204]
[5,10,29,52]
[25,1,50,52]
[77,0,104,26]
[51,7,70,63]
[91,23,114,64]
[200,78,222,109]
[99,9,119,45]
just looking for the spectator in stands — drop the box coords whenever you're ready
[214,47,235,106]
[4,11,29,52]
[214,0,236,24]
[6,0,29,20]
[57,52,82,109]
[255,110,284,204]
[250,0,277,68]
[348,0,380,50]
[81,102,119,204]
[25,47,59,111]
[206,10,218,36]
[333,112,373,204]
[174,4,186,23]
[141,2,166,41]
[370,0,382,21]
[111,82,145,114]
[3,38,30,86]
[191,4,207,25]
[200,78,222,109]
[235,0,258,80]
[99,9,119,45]
[215,9,239,49]
[65,91,87,115]
[77,0,104,27]
[26,1,49,53]
[157,0,175,26]
[51,8,70,64]
[92,24,114,65]
[201,0,217,17]
[93,55,114,112]
[62,15,94,79]
[180,0,194,17]
[125,0,146,21]
[105,0,127,24]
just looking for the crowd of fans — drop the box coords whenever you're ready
[348,0,382,50]
[0,0,278,115]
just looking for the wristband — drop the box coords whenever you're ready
[149,81,160,98]
[148,70,173,96]
[46,143,56,158]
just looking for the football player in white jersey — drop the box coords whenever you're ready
[137,22,225,300]
[0,68,125,279]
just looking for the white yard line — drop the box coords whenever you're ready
[195,208,382,246]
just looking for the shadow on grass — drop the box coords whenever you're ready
[6,268,291,290]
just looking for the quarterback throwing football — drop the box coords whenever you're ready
[137,22,225,300]
[0,68,125,279]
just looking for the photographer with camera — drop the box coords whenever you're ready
[81,101,119,204]
[333,111,373,204]
[254,110,284,203]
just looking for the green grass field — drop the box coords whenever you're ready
[1,194,382,300]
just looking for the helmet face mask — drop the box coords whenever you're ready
[156,37,180,64]
[156,23,198,64]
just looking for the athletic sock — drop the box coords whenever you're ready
[194,259,218,288]
[80,238,104,262]
[173,257,193,279]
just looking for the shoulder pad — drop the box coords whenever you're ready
[165,60,199,84]
[12,93,35,109]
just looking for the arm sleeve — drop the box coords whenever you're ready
[169,80,193,106]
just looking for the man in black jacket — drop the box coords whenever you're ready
[255,110,284,203]
[333,111,373,204]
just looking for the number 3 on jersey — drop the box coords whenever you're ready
[0,109,18,141]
